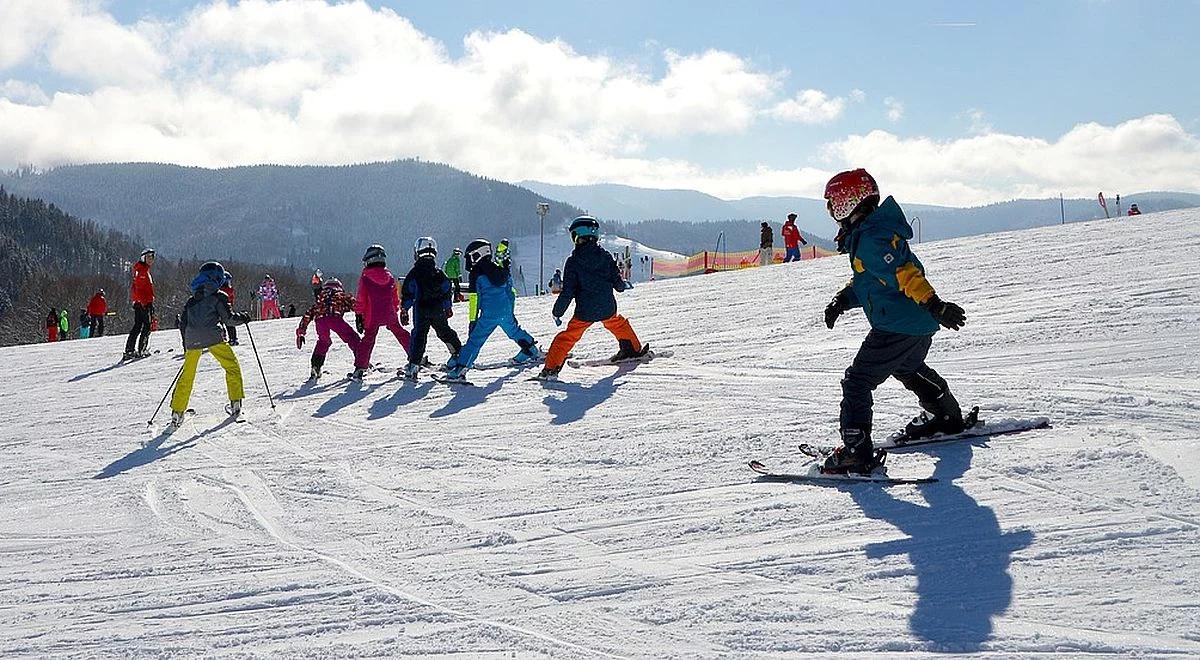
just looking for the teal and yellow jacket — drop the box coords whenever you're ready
[839,196,940,336]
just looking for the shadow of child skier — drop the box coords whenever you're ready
[429,370,518,419]
[313,381,384,418]
[93,417,239,479]
[540,363,632,425]
[851,444,1033,652]
[370,380,435,419]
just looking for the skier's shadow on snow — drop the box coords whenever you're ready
[429,371,516,419]
[370,381,435,419]
[313,382,384,418]
[540,364,631,425]
[93,418,239,479]
[69,361,128,382]
[851,444,1032,652]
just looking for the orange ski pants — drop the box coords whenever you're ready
[545,314,640,370]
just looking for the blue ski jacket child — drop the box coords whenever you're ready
[838,196,940,336]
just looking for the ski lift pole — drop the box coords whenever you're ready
[243,321,276,410]
[148,361,186,426]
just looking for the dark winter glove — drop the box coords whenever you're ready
[554,316,563,327]
[400,309,410,326]
[800,238,808,246]
[445,307,453,319]
[236,312,251,324]
[623,280,633,290]
[295,328,305,350]
[923,295,966,331]
[824,291,851,329]
[355,313,364,334]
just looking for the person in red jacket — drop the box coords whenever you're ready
[46,307,59,342]
[124,248,156,359]
[1127,203,1142,216]
[781,212,809,262]
[87,289,107,337]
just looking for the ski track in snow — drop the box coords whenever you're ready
[1,210,1199,656]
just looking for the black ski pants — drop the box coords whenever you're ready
[840,329,961,431]
[125,303,152,354]
[408,309,462,365]
[89,315,105,337]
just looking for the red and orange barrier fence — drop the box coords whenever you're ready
[652,245,836,279]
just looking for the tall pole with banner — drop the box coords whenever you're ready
[1098,192,1109,218]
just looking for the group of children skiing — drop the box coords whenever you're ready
[155,167,972,477]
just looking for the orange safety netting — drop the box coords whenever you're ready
[652,246,836,279]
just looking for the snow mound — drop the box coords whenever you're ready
[2,208,1199,656]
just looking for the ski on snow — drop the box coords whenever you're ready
[429,373,475,387]
[567,347,673,369]
[881,408,1050,449]
[748,459,937,485]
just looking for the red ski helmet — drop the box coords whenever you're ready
[824,168,880,222]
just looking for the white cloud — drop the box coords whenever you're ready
[823,114,1200,205]
[965,108,992,135]
[768,89,845,124]
[0,80,49,105]
[0,0,783,175]
[884,96,904,122]
[0,1,1196,208]
[0,0,70,69]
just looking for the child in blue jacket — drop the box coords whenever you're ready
[443,239,540,380]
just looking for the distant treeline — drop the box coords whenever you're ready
[0,188,317,347]
[0,160,586,274]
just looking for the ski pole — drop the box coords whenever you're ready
[243,321,276,410]
[148,362,186,426]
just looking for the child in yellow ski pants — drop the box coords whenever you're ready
[171,343,244,413]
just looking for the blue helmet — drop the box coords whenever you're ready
[569,215,600,243]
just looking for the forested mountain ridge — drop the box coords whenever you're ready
[0,188,315,347]
[0,161,587,272]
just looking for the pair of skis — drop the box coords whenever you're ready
[749,408,1050,485]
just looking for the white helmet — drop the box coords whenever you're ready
[414,236,438,260]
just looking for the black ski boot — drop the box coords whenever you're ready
[534,366,561,382]
[609,340,650,363]
[822,427,882,475]
[903,410,967,441]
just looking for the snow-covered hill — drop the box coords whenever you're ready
[2,209,1198,656]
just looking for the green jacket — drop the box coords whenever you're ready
[443,253,462,279]
[839,196,940,336]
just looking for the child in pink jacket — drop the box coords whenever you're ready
[351,244,411,380]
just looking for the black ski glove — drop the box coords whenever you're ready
[923,295,966,330]
[235,312,251,324]
[824,289,852,329]
[355,313,364,334]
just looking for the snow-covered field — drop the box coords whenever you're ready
[2,209,1198,657]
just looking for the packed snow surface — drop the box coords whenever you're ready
[2,210,1198,657]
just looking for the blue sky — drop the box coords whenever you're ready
[2,0,1198,204]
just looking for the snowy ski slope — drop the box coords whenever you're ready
[1,209,1198,657]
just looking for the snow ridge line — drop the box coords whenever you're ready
[210,474,625,658]
[184,437,624,659]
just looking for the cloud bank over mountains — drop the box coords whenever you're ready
[1,0,1198,206]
